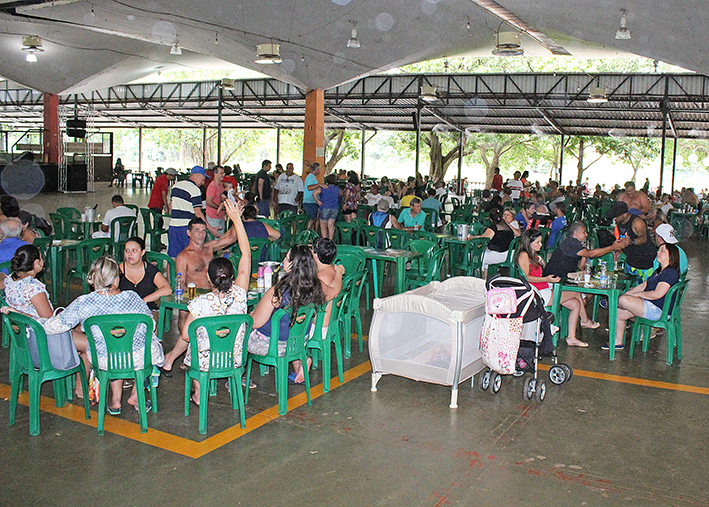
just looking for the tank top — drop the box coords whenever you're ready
[119,262,161,310]
[620,216,656,270]
[488,224,514,252]
[528,263,548,290]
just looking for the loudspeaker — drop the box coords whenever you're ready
[66,118,87,139]
[67,163,87,192]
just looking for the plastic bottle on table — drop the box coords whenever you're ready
[263,263,273,288]
[175,272,183,300]
[257,265,265,289]
[599,261,608,288]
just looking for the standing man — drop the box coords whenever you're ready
[303,162,323,230]
[273,162,304,216]
[147,167,177,229]
[205,165,226,235]
[507,171,524,205]
[168,165,216,257]
[254,159,273,218]
[618,181,650,218]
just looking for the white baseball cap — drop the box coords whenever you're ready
[655,223,678,244]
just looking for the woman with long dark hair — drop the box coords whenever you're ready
[471,208,514,275]
[610,243,681,351]
[119,236,171,317]
[248,244,326,383]
[2,244,53,319]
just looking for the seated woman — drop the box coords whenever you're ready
[242,205,281,241]
[503,208,521,237]
[161,201,250,397]
[610,243,680,351]
[3,244,53,320]
[119,236,172,317]
[56,256,164,414]
[515,229,591,347]
[248,244,326,384]
[471,208,514,274]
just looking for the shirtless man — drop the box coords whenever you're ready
[175,216,241,328]
[618,181,650,218]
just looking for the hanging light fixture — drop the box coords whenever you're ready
[615,9,631,40]
[420,85,438,102]
[21,35,44,63]
[491,23,523,56]
[170,42,182,55]
[347,28,360,48]
[255,43,282,64]
[587,86,608,104]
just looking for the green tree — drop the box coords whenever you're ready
[597,137,661,183]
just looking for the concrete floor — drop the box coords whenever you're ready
[1,183,708,506]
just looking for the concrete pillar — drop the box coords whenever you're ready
[43,93,59,164]
[303,89,325,182]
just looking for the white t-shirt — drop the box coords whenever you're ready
[507,179,524,200]
[274,173,304,205]
[92,205,135,240]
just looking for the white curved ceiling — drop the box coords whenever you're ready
[0,0,705,95]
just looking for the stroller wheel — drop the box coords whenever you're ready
[548,365,567,385]
[478,370,491,391]
[561,364,573,381]
[523,378,535,401]
[491,372,502,394]
[536,381,547,402]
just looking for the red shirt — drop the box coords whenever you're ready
[491,174,503,191]
[148,174,170,209]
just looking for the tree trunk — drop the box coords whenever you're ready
[325,131,345,174]
[576,138,585,185]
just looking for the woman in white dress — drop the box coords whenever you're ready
[161,200,250,404]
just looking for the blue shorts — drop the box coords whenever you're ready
[256,200,271,218]
[167,225,189,257]
[303,203,319,220]
[319,207,338,221]
[643,300,662,320]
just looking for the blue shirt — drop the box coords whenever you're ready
[0,237,29,273]
[303,173,319,204]
[318,185,340,209]
[548,216,567,247]
[645,267,679,310]
[515,211,528,230]
[653,245,688,275]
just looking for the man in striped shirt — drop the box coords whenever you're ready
[167,166,217,257]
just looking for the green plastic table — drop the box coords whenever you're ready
[437,234,468,276]
[70,219,102,240]
[352,246,422,298]
[550,273,631,360]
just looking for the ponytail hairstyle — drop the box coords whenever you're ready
[207,257,234,293]
[11,244,41,279]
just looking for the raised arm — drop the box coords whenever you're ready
[224,200,251,291]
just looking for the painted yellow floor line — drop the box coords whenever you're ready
[0,360,373,459]
[538,364,709,395]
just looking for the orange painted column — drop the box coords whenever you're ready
[43,93,60,164]
[303,89,325,183]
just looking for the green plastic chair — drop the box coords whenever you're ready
[461,237,490,277]
[145,251,176,290]
[294,229,320,245]
[357,204,373,220]
[361,225,382,248]
[292,214,310,235]
[57,207,81,220]
[84,314,157,435]
[334,247,370,309]
[381,229,412,249]
[65,238,112,301]
[278,210,295,220]
[421,207,438,232]
[245,304,316,415]
[340,269,368,358]
[109,215,137,262]
[405,239,437,276]
[48,212,66,240]
[487,237,520,278]
[140,208,168,252]
[404,247,445,290]
[306,289,347,393]
[334,221,359,245]
[184,314,254,434]
[412,230,440,244]
[7,312,90,436]
[629,280,689,365]
[124,204,139,216]
[0,289,9,348]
